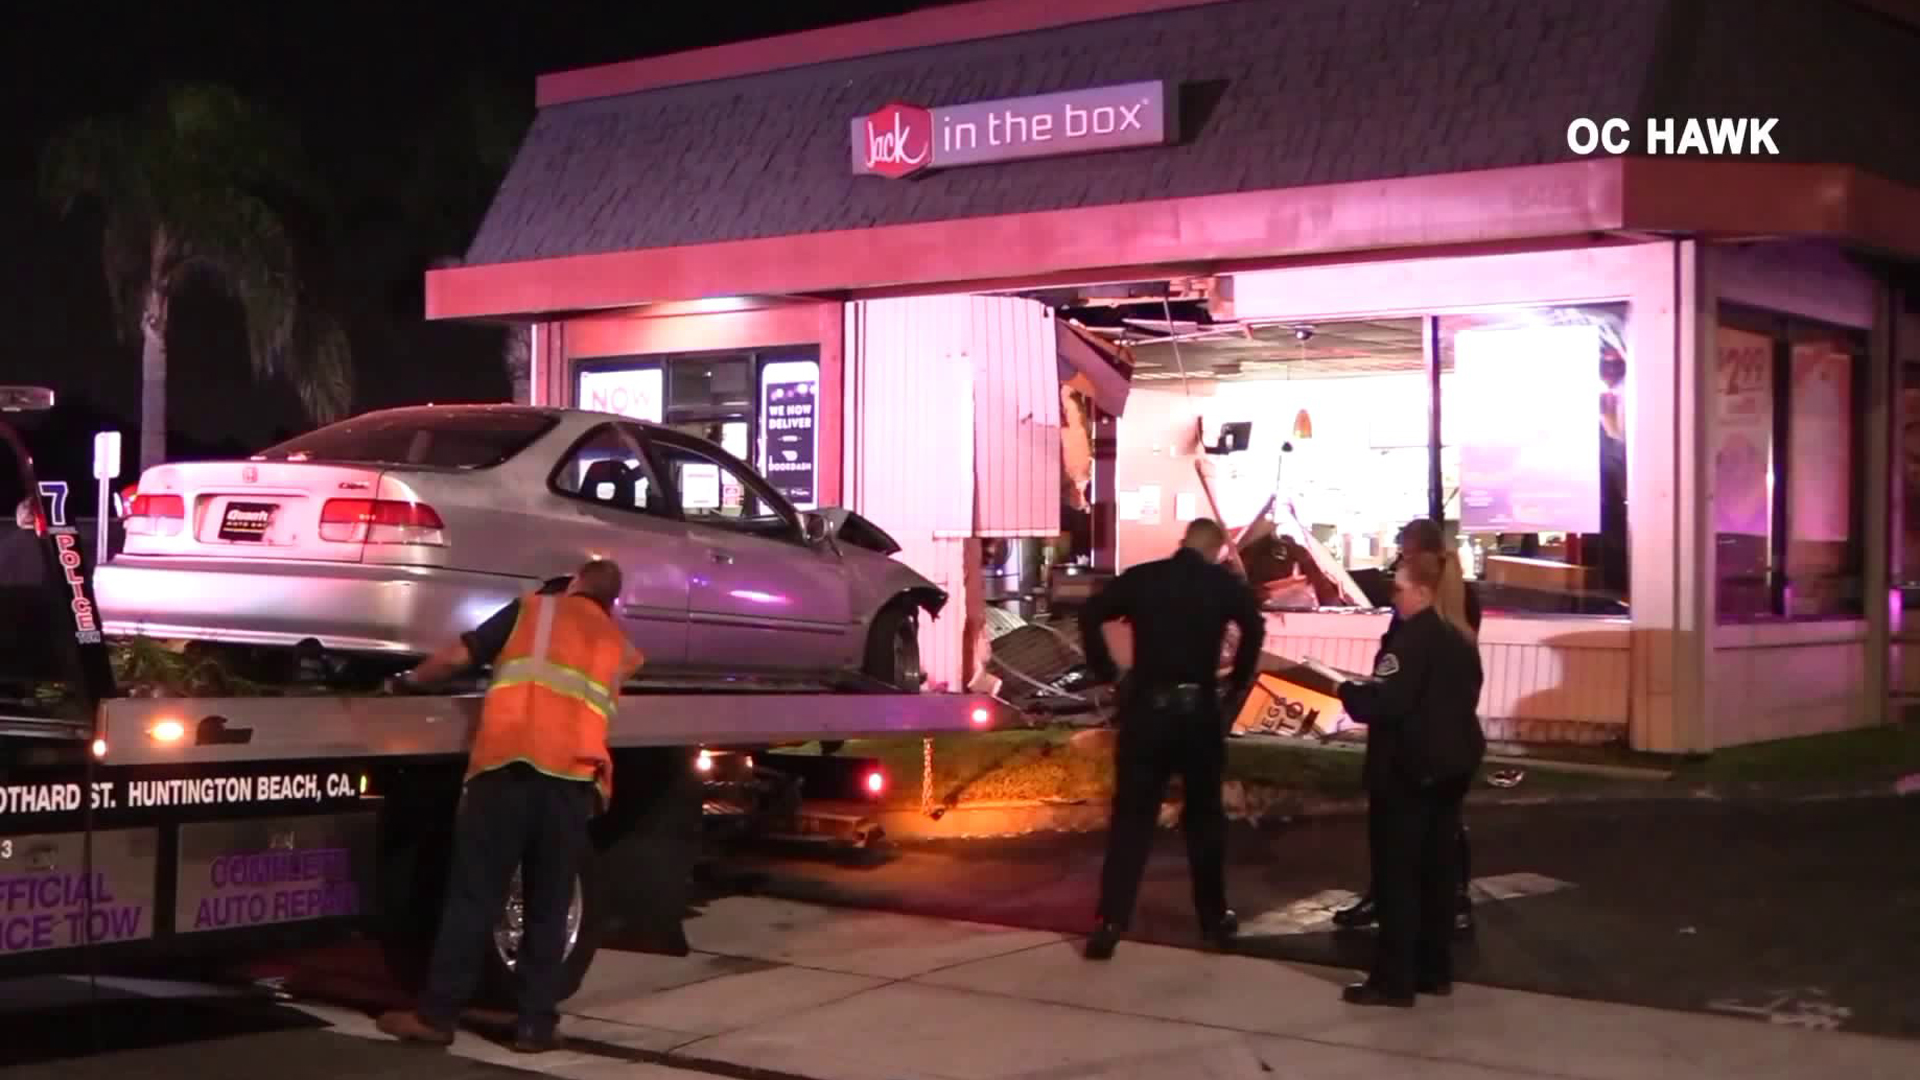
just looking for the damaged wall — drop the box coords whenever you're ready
[843,294,1061,691]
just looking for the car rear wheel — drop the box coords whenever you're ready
[862,601,925,691]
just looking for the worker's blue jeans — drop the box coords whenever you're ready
[418,763,595,1037]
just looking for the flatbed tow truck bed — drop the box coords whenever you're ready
[87,681,1006,766]
[0,386,1011,1002]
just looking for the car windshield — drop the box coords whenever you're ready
[255,410,555,469]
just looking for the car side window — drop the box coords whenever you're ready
[551,424,664,515]
[649,433,800,542]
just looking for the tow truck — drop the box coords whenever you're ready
[0,386,1010,1002]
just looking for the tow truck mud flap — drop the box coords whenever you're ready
[1,828,159,957]
[174,813,377,936]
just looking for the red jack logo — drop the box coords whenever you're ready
[859,103,933,178]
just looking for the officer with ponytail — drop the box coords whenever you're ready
[1335,537,1486,1006]
[1333,518,1480,936]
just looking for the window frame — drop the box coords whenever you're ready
[545,422,672,520]
[1429,302,1633,617]
[642,426,806,545]
[1715,304,1869,622]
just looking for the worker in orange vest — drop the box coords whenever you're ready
[378,558,643,1053]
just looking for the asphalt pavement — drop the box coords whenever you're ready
[701,794,1920,1041]
[3,793,1914,1078]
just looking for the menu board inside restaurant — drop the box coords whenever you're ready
[1454,325,1602,534]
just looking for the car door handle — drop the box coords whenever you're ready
[709,550,734,565]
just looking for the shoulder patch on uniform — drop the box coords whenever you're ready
[1374,653,1401,677]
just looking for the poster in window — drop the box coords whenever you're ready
[1713,326,1775,538]
[759,360,819,510]
[1454,325,1601,534]
[1787,343,1851,544]
[681,463,722,510]
[1901,383,1920,585]
[577,368,663,423]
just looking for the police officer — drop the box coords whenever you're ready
[378,559,643,1052]
[1079,518,1265,960]
[1335,548,1486,1007]
[1334,518,1479,934]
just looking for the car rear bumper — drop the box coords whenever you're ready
[95,557,533,655]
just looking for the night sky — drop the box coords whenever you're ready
[0,2,961,483]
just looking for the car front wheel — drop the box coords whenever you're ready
[862,601,925,691]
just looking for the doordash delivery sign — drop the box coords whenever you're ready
[852,81,1175,178]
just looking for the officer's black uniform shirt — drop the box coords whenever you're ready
[1340,607,1486,791]
[1080,548,1266,694]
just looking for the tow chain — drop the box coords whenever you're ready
[921,736,934,816]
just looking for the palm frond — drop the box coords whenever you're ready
[99,211,153,345]
[42,116,157,345]
[39,116,138,217]
[168,190,298,379]
[160,83,326,215]
[290,312,355,424]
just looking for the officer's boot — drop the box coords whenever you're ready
[1084,922,1121,961]
[1332,891,1377,930]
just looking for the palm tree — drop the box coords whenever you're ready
[40,83,352,472]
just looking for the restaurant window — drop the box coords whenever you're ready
[1714,308,1867,621]
[1120,306,1631,617]
[573,349,822,509]
[1438,304,1630,617]
[1170,319,1435,611]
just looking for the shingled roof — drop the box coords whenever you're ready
[464,0,1920,267]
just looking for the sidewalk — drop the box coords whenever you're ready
[306,896,1917,1080]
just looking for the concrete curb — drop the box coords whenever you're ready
[871,776,1917,842]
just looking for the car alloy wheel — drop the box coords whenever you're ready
[893,618,925,690]
[492,866,584,970]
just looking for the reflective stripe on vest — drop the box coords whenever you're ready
[488,596,618,719]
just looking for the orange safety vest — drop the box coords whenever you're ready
[467,592,644,806]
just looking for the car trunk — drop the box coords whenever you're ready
[121,461,397,564]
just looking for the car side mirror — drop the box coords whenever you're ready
[803,512,832,545]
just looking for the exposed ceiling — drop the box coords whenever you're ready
[1033,278,1434,384]
[1120,318,1426,381]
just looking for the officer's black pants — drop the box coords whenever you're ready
[419,763,595,1036]
[1367,777,1469,995]
[1096,701,1228,930]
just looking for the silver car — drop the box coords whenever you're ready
[95,406,942,688]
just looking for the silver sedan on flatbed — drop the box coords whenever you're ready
[94,405,942,689]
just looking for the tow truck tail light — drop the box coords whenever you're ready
[864,768,887,796]
[319,499,447,546]
[125,493,185,536]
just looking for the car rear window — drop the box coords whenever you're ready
[255,410,556,469]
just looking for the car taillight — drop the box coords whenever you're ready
[319,498,447,545]
[125,493,185,537]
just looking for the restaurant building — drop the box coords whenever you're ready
[426,0,1920,753]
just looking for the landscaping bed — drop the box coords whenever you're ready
[794,728,1620,813]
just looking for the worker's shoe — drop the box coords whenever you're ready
[1083,923,1121,961]
[376,1010,454,1047]
[1342,982,1416,1008]
[511,1026,561,1054]
[1416,977,1454,997]
[1331,893,1377,930]
[1201,909,1240,950]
